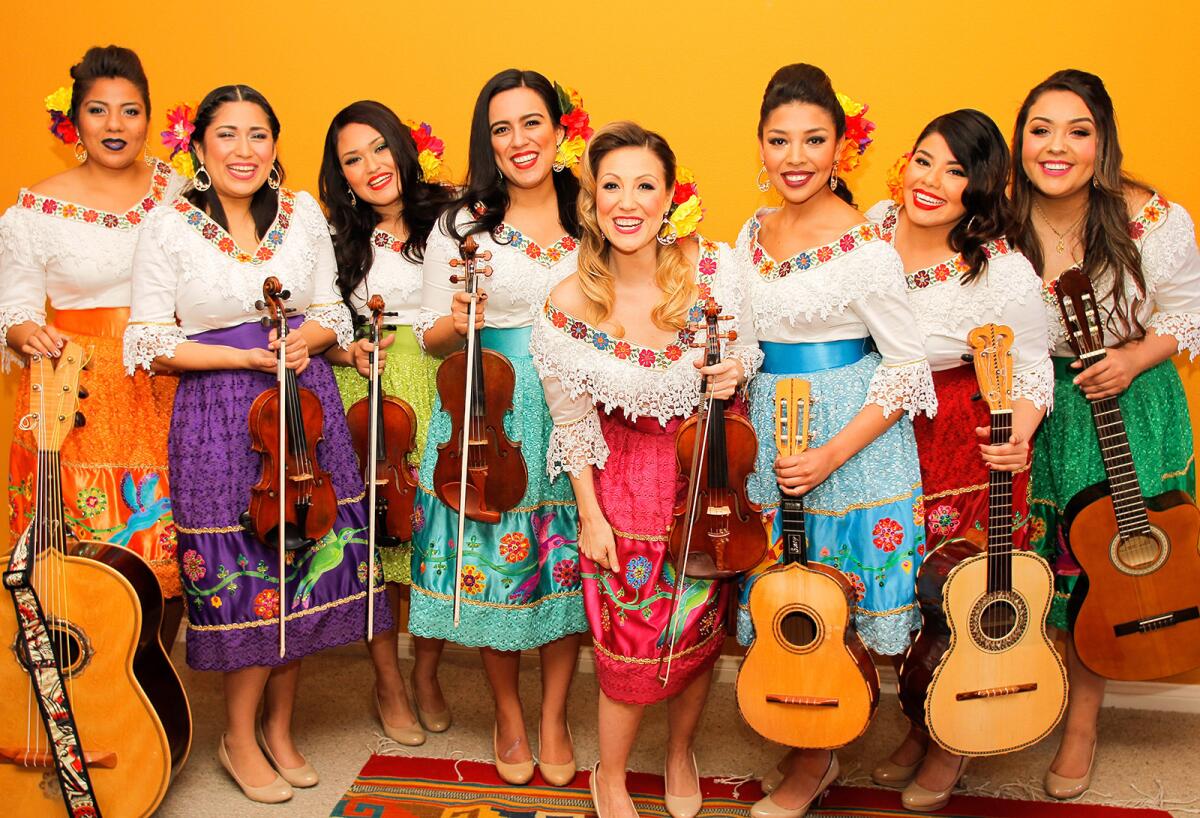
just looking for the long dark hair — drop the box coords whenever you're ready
[69,45,151,123]
[184,84,284,240]
[448,69,581,242]
[909,109,1011,285]
[319,101,455,313]
[758,63,854,206]
[1010,69,1150,342]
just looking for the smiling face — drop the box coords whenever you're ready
[903,131,968,228]
[74,77,149,171]
[1021,89,1097,199]
[593,146,674,255]
[488,86,562,189]
[194,100,277,200]
[759,101,845,206]
[338,121,400,210]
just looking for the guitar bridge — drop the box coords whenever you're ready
[765,694,839,707]
[955,682,1038,701]
[1113,606,1200,637]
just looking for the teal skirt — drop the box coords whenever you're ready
[408,327,587,649]
[1030,357,1195,630]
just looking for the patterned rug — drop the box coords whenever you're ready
[331,756,1173,817]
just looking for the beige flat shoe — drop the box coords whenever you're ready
[412,671,452,732]
[537,720,576,787]
[218,733,293,804]
[1044,741,1096,800]
[494,724,535,786]
[375,691,426,746]
[871,755,924,789]
[256,723,319,788]
[901,756,967,812]
[665,751,702,818]
[751,752,838,818]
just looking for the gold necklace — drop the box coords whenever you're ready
[1033,199,1087,255]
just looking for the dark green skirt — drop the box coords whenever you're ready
[1030,357,1195,630]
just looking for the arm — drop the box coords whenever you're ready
[0,210,55,366]
[417,215,486,358]
[301,198,353,357]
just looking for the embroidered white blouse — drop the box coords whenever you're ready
[736,208,936,418]
[1039,193,1200,360]
[866,201,1054,409]
[0,158,183,370]
[532,237,763,478]
[344,229,424,324]
[123,188,353,371]
[414,207,579,346]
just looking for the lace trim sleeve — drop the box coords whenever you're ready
[0,306,43,372]
[547,409,610,479]
[123,322,188,373]
[1013,358,1055,411]
[1148,311,1200,361]
[412,308,440,351]
[727,343,764,382]
[305,302,354,350]
[864,357,938,418]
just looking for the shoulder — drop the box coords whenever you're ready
[25,166,84,198]
[864,199,895,224]
[548,273,589,315]
[734,208,770,249]
[981,246,1042,293]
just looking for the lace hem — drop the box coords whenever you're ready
[407,586,588,650]
[0,306,42,372]
[412,308,440,351]
[1013,359,1055,410]
[1149,311,1200,361]
[865,358,937,418]
[547,410,610,478]
[305,302,354,349]
[854,606,921,656]
[122,323,188,373]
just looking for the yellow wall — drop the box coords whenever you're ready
[3,1,1200,680]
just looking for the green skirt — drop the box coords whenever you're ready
[1030,357,1195,630]
[334,326,440,585]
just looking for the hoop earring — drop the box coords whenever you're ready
[267,165,281,190]
[966,214,978,231]
[347,186,357,207]
[829,167,838,192]
[193,165,212,192]
[74,142,88,163]
[657,215,678,246]
[756,165,770,193]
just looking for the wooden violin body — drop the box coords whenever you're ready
[348,392,419,544]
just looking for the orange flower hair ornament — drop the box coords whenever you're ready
[403,120,447,182]
[553,82,593,172]
[835,92,876,175]
[887,152,912,205]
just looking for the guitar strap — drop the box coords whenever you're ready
[3,524,103,818]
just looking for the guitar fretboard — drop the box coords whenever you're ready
[1084,356,1151,537]
[780,497,807,566]
[987,411,1014,594]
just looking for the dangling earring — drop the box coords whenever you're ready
[966,214,978,231]
[74,142,88,163]
[347,186,357,206]
[552,139,565,173]
[193,164,212,192]
[267,165,281,190]
[829,167,838,192]
[657,213,678,246]
[1092,175,1100,190]
[756,165,770,192]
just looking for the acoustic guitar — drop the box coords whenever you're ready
[736,378,879,748]
[0,342,191,817]
[1055,268,1200,680]
[924,324,1067,756]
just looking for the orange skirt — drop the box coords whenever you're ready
[7,308,181,597]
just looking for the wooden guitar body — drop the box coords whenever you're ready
[925,550,1067,756]
[0,540,191,817]
[737,561,879,748]
[1065,485,1200,680]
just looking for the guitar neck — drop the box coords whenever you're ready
[1081,354,1150,536]
[986,411,1014,594]
[780,496,807,566]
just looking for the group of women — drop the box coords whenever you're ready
[3,44,1198,818]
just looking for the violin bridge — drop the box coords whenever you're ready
[287,473,313,483]
[705,505,731,517]
[467,437,489,446]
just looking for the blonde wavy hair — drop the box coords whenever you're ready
[576,121,696,333]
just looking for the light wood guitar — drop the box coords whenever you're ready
[0,342,191,817]
[736,378,879,748]
[1055,268,1200,680]
[924,324,1067,756]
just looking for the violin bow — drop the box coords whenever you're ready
[272,284,289,658]
[364,296,386,642]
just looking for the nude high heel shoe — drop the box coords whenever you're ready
[1044,741,1096,800]
[590,762,639,818]
[375,691,426,747]
[256,723,319,788]
[901,756,967,812]
[494,724,535,785]
[760,755,786,794]
[750,752,838,818]
[537,721,577,787]
[871,754,925,789]
[218,734,293,804]
[664,752,703,818]
[412,670,452,733]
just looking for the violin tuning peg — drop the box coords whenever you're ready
[449,258,464,268]
[480,265,493,276]
[255,299,266,310]
[449,274,463,284]
[719,314,734,321]
[725,330,738,342]
[77,385,89,400]
[74,411,86,428]
[961,353,974,362]
[260,317,272,328]
[280,289,291,300]
[479,250,493,260]
[689,343,706,349]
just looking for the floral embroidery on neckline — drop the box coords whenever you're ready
[16,157,172,230]
[174,187,295,264]
[543,238,720,369]
[875,203,1014,290]
[372,228,406,254]
[493,222,578,268]
[1127,192,1169,241]
[749,213,881,280]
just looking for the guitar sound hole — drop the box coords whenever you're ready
[779,611,819,650]
[1113,531,1168,575]
[978,599,1018,641]
[12,619,91,678]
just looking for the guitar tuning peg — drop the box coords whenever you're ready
[74,411,86,428]
[961,353,974,362]
[77,385,89,400]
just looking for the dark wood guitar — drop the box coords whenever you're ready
[923,324,1067,756]
[0,342,191,816]
[735,378,878,748]
[1055,268,1200,680]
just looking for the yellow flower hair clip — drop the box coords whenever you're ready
[835,91,876,174]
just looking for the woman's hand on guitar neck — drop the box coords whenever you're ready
[775,446,838,497]
[1071,333,1177,400]
[8,321,67,359]
[351,333,395,378]
[975,427,1030,472]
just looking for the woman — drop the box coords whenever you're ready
[125,84,390,804]
[319,100,456,745]
[533,121,758,818]
[1012,70,1200,800]
[1,45,185,639]
[409,68,587,785]
[865,110,1052,811]
[737,63,936,818]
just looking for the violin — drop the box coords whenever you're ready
[666,297,766,580]
[346,295,420,546]
[432,235,527,625]
[245,276,338,556]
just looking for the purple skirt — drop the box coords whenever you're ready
[170,319,391,671]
